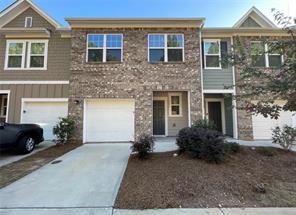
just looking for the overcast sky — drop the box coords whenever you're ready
[1,0,295,27]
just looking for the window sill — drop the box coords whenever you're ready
[86,61,122,65]
[149,61,184,64]
[4,68,47,71]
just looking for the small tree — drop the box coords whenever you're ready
[53,117,75,145]
[131,134,154,160]
[272,125,296,150]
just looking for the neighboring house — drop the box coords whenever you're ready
[0,1,294,142]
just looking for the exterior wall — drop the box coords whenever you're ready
[69,28,203,141]
[0,84,69,123]
[153,91,188,136]
[0,8,70,81]
[202,38,233,90]
[240,17,261,28]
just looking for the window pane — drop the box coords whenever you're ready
[168,49,183,61]
[171,96,180,105]
[88,35,103,48]
[106,49,121,61]
[31,43,45,54]
[9,43,23,54]
[171,106,180,115]
[204,42,219,54]
[30,56,44,67]
[106,35,122,48]
[251,42,264,55]
[167,34,183,47]
[8,56,22,68]
[149,49,164,62]
[149,35,165,48]
[251,55,265,67]
[269,55,282,68]
[206,56,220,67]
[88,49,103,62]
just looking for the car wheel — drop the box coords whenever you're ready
[18,135,36,154]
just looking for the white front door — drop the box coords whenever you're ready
[84,99,135,142]
[21,100,68,140]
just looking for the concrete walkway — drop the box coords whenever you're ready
[0,144,131,214]
[0,141,55,167]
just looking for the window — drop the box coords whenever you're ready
[169,93,182,117]
[250,41,265,67]
[250,41,283,68]
[148,34,184,62]
[203,39,221,68]
[0,95,8,118]
[87,34,122,62]
[25,17,32,28]
[5,40,48,70]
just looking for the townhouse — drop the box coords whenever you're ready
[0,0,294,142]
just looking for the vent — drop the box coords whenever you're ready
[25,17,32,28]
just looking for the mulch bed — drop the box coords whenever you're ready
[115,147,296,209]
[0,141,82,188]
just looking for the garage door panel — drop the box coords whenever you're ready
[85,99,135,142]
[21,101,68,140]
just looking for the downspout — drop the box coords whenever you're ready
[199,28,205,119]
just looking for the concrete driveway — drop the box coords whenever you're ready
[0,141,55,167]
[0,143,131,215]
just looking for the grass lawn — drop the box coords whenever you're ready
[115,146,296,209]
[0,141,82,188]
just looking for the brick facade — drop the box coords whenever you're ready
[69,28,203,141]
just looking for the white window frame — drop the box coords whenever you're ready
[251,41,283,68]
[4,40,26,69]
[169,92,183,117]
[148,33,184,62]
[0,95,8,118]
[27,40,48,70]
[4,40,48,70]
[203,39,221,69]
[86,34,123,63]
[25,17,32,28]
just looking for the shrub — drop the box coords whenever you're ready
[53,117,75,145]
[192,119,217,130]
[199,138,226,164]
[256,147,278,157]
[131,134,154,160]
[176,127,193,153]
[224,142,241,154]
[272,125,296,151]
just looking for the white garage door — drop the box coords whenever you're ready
[252,101,294,140]
[84,99,135,142]
[21,99,68,140]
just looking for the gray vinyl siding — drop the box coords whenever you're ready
[240,17,261,28]
[0,84,68,123]
[153,91,188,136]
[202,38,234,90]
[0,8,70,81]
[224,96,233,137]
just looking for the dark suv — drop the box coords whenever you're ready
[0,123,44,154]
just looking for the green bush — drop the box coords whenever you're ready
[192,119,217,130]
[131,134,154,160]
[224,142,241,154]
[272,125,296,151]
[199,138,226,164]
[53,117,75,145]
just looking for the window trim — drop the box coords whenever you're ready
[86,33,123,63]
[148,33,184,62]
[169,92,183,117]
[27,40,48,70]
[0,95,8,118]
[203,39,221,69]
[24,17,32,28]
[250,41,283,68]
[4,40,48,70]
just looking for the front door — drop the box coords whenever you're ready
[153,100,165,135]
[208,101,222,132]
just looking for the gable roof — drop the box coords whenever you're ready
[0,0,63,29]
[233,6,278,28]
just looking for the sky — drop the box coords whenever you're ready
[0,0,295,27]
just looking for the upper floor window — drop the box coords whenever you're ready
[87,34,123,63]
[5,40,48,70]
[203,39,221,69]
[148,34,184,62]
[25,17,32,28]
[251,41,283,68]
